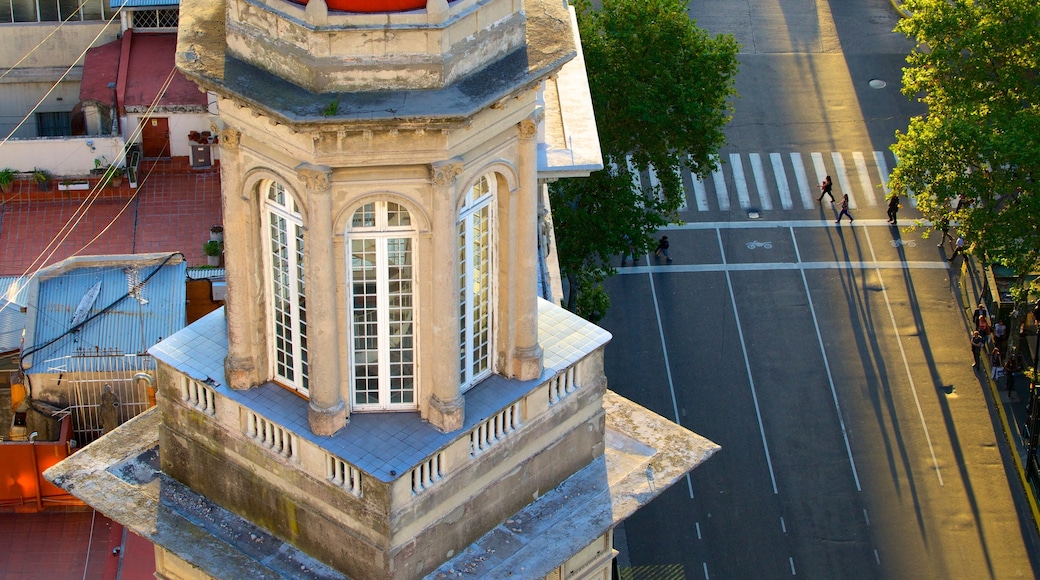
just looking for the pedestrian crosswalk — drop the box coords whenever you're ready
[627,150,901,214]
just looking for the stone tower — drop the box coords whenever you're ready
[46,0,719,577]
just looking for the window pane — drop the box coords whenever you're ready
[387,238,414,406]
[266,184,307,395]
[351,238,379,403]
[351,203,375,228]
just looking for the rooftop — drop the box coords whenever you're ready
[20,253,186,374]
[45,392,718,579]
[149,298,612,481]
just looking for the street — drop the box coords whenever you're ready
[604,0,1040,577]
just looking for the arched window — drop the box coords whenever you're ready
[458,175,494,391]
[347,201,417,411]
[263,182,309,396]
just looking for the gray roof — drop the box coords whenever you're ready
[21,253,187,373]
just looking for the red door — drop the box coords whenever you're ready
[141,117,171,158]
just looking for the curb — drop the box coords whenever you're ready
[958,257,1040,536]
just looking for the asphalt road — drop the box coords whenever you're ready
[604,0,1040,578]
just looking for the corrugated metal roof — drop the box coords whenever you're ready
[23,254,186,374]
[111,0,180,8]
[0,276,30,306]
[0,298,25,354]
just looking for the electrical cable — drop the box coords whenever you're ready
[20,251,182,364]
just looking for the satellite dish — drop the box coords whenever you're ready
[71,281,102,330]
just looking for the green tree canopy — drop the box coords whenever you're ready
[891,0,1040,285]
[550,0,739,317]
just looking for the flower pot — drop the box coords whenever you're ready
[207,254,221,267]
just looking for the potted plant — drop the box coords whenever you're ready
[32,168,52,191]
[0,167,14,193]
[104,166,125,188]
[203,239,223,267]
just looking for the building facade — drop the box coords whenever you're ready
[46,0,720,577]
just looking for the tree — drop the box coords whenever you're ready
[890,0,1040,298]
[549,0,739,318]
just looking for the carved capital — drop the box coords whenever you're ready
[518,119,537,141]
[431,161,464,187]
[296,162,332,192]
[220,128,241,149]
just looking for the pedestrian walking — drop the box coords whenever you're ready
[978,312,992,344]
[949,235,965,262]
[835,193,853,224]
[654,235,672,262]
[970,330,984,369]
[993,319,1008,351]
[935,215,954,247]
[621,236,639,266]
[990,347,1003,380]
[887,195,901,224]
[818,176,834,203]
[1005,351,1021,396]
[973,303,988,330]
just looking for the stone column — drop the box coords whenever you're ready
[219,127,258,391]
[427,161,465,433]
[512,119,543,380]
[297,162,347,436]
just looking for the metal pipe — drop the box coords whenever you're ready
[134,372,156,407]
[29,431,42,511]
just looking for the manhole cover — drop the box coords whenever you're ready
[869,79,887,89]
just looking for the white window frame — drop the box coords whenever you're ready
[262,181,309,396]
[458,175,495,391]
[346,201,418,411]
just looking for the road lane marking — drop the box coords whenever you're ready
[617,261,949,274]
[874,151,893,200]
[692,173,709,211]
[832,152,857,209]
[749,153,771,210]
[674,165,688,211]
[646,266,695,499]
[771,153,794,210]
[712,162,730,211]
[863,508,870,526]
[703,562,710,579]
[853,151,878,206]
[789,557,796,575]
[811,152,828,202]
[730,153,750,209]
[695,521,702,539]
[790,153,814,209]
[863,230,945,486]
[716,227,779,495]
[790,226,862,491]
[780,516,787,533]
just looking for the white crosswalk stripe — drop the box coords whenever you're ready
[770,153,794,210]
[620,150,898,215]
[712,163,730,211]
[852,151,877,206]
[749,153,771,211]
[790,152,814,209]
[831,152,857,209]
[730,154,751,210]
[811,152,829,203]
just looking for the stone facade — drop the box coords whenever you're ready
[44,0,721,578]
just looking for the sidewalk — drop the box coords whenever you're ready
[957,255,1040,534]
